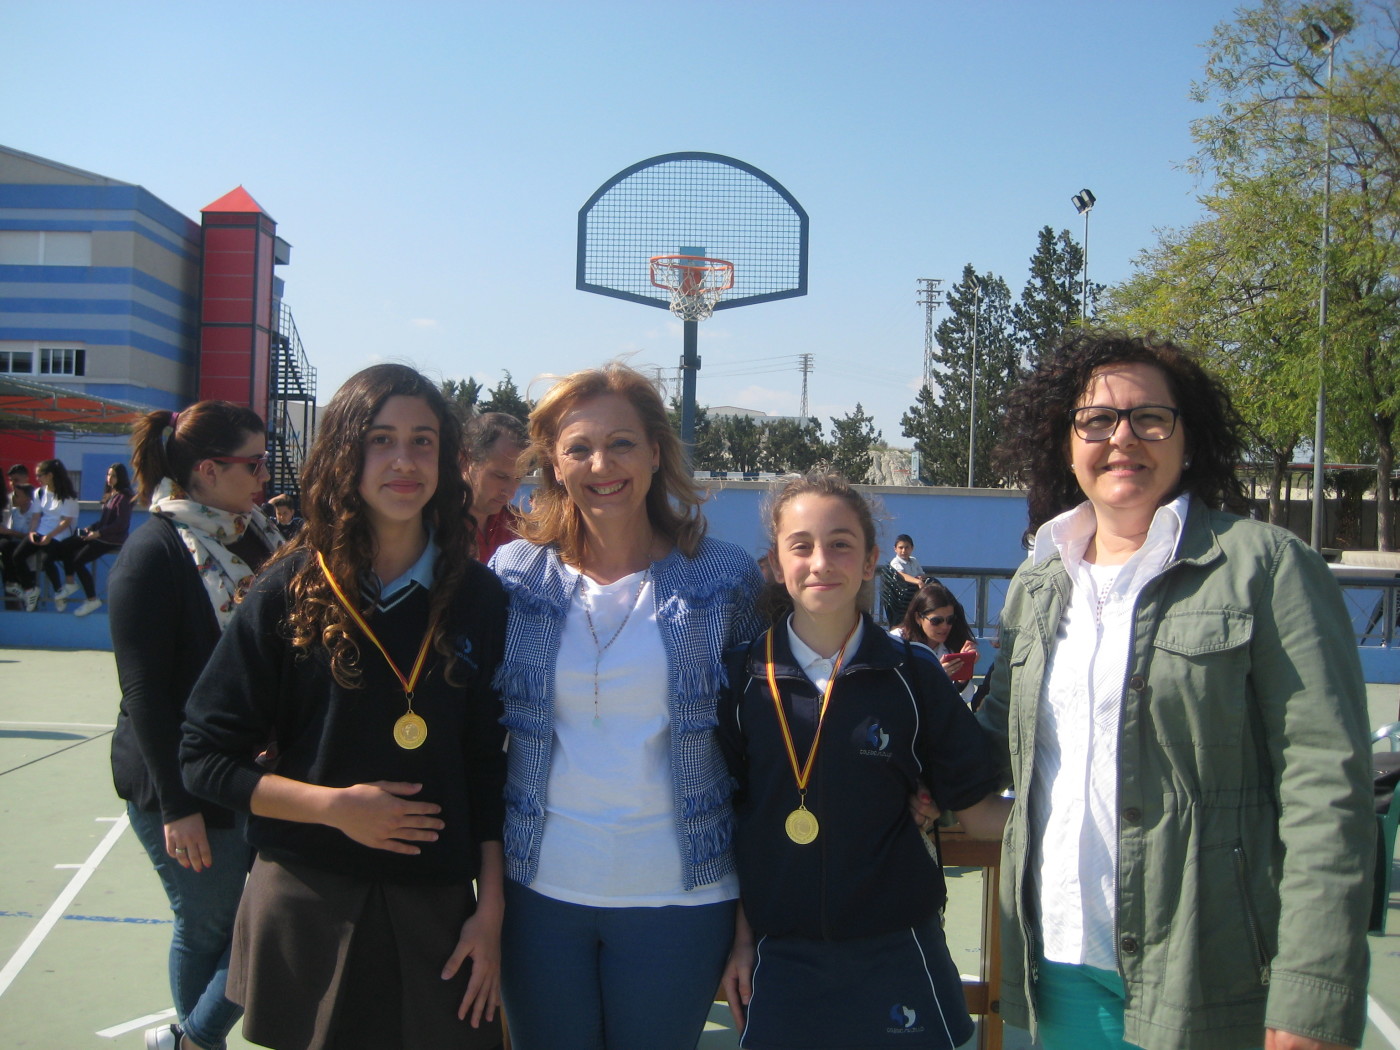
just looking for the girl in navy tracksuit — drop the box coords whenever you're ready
[717,473,1008,1050]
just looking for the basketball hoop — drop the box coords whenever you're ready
[649,255,735,322]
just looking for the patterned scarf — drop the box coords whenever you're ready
[150,478,283,628]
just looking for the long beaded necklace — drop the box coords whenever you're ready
[581,568,649,726]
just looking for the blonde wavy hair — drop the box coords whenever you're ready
[517,362,706,565]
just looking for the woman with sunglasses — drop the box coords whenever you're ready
[109,402,281,1050]
[979,331,1373,1050]
[896,580,979,700]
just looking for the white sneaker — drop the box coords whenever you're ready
[55,580,80,599]
[54,597,67,612]
[74,598,102,617]
[144,1024,181,1050]
[22,588,38,612]
[3,582,19,597]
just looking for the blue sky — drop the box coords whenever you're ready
[4,1,1241,441]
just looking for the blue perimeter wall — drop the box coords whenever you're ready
[1,483,1395,683]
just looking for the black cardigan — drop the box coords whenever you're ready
[180,551,508,885]
[109,515,242,825]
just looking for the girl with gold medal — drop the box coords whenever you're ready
[181,365,508,1050]
[717,474,1009,1050]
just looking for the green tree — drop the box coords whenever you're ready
[1184,0,1400,546]
[669,398,724,470]
[1103,174,1319,524]
[720,415,765,473]
[1013,226,1086,369]
[760,417,828,474]
[829,403,880,483]
[477,371,531,426]
[901,265,1018,487]
[440,377,482,416]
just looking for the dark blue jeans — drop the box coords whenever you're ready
[500,880,735,1050]
[128,803,253,1050]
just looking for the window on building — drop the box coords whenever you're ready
[40,348,86,376]
[0,351,35,374]
[0,230,92,266]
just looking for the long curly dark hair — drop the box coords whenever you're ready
[995,329,1248,538]
[268,364,472,689]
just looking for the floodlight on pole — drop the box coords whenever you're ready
[967,279,982,489]
[1303,19,1347,551]
[1072,189,1096,319]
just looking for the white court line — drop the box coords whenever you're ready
[1372,995,1400,1050]
[0,720,115,729]
[97,1008,176,1039]
[0,813,129,1000]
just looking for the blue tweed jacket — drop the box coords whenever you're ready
[489,535,765,891]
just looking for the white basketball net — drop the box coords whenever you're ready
[649,255,735,322]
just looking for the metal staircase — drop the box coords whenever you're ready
[268,301,316,499]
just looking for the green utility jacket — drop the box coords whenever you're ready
[978,501,1373,1050]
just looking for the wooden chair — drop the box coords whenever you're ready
[940,827,1004,1050]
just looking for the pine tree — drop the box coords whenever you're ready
[900,265,1018,487]
[477,372,531,426]
[761,417,828,474]
[440,377,482,417]
[1013,226,1084,369]
[829,404,880,483]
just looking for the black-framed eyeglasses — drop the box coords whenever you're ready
[920,614,954,627]
[209,453,271,474]
[1070,405,1180,442]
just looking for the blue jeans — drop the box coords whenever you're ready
[500,880,736,1050]
[128,803,253,1050]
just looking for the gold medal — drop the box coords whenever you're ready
[317,552,441,752]
[393,711,428,750]
[785,806,819,844]
[764,624,857,850]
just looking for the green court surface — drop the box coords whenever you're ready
[1,648,1395,1049]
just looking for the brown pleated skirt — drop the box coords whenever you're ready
[228,854,503,1050]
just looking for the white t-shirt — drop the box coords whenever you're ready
[532,566,739,908]
[33,488,78,540]
[890,553,923,577]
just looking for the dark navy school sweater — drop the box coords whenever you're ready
[717,615,1001,941]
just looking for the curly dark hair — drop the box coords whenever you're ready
[900,580,973,652]
[267,363,472,689]
[995,329,1247,537]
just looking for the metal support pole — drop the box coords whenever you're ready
[1310,30,1339,552]
[680,319,699,456]
[967,282,981,488]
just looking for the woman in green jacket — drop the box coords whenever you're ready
[979,331,1373,1050]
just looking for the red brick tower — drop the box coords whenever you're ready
[197,187,275,419]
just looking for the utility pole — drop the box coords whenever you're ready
[916,278,944,392]
[798,353,813,419]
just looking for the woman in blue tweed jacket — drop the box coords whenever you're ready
[489,363,763,1050]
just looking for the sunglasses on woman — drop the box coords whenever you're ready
[208,453,271,474]
[920,614,954,627]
